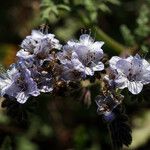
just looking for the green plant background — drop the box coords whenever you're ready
[0,0,150,149]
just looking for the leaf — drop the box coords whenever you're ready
[120,25,135,46]
[106,0,121,5]
[51,6,59,16]
[135,4,150,37]
[57,4,71,11]
[16,136,38,150]
[98,4,111,13]
[108,106,132,149]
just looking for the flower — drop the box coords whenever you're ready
[0,62,40,104]
[60,60,85,81]
[109,54,150,94]
[38,71,53,93]
[95,93,122,115]
[58,34,104,77]
[17,30,62,60]
[0,64,17,97]
[30,65,53,93]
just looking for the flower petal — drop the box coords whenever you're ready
[109,56,121,69]
[79,34,94,44]
[72,58,85,72]
[85,67,94,76]
[116,59,131,75]
[31,30,44,39]
[115,75,127,89]
[141,70,150,84]
[92,41,104,52]
[131,55,142,74]
[92,62,104,71]
[16,50,33,59]
[40,86,53,93]
[16,92,29,104]
[142,59,150,69]
[127,81,143,94]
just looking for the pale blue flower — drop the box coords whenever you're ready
[95,93,123,121]
[30,65,53,93]
[58,34,104,77]
[109,54,150,94]
[0,64,17,97]
[17,30,62,60]
[60,59,85,81]
[0,62,40,103]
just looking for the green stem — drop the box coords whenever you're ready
[94,26,126,54]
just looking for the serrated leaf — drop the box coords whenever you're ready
[108,106,132,149]
[135,4,150,37]
[98,4,111,13]
[89,11,97,22]
[120,25,135,46]
[41,7,52,19]
[40,0,53,9]
[57,4,71,11]
[52,6,59,16]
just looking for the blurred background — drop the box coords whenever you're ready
[0,0,150,149]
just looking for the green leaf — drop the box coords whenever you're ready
[135,4,150,37]
[141,45,149,54]
[120,25,135,46]
[17,136,38,150]
[51,6,59,16]
[89,11,98,22]
[57,4,71,11]
[98,4,111,13]
[41,7,52,20]
[109,106,132,149]
[106,0,121,5]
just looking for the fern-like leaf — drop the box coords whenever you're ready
[108,106,132,150]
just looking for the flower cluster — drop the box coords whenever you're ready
[58,34,104,80]
[0,29,150,119]
[0,30,105,104]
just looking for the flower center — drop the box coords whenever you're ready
[127,68,142,82]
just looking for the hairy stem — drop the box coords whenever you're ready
[94,26,127,54]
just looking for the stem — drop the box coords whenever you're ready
[94,26,127,54]
[107,124,114,150]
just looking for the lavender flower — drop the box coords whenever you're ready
[109,54,150,94]
[95,94,121,115]
[0,64,17,97]
[60,60,85,81]
[30,65,53,93]
[17,30,62,60]
[0,62,40,104]
[58,34,104,77]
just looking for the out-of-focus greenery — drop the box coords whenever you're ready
[0,0,150,150]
